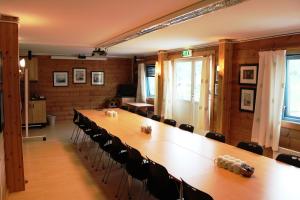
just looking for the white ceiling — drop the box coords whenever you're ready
[1,0,300,56]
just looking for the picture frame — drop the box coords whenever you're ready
[239,64,258,85]
[240,88,256,112]
[73,68,86,84]
[53,71,68,87]
[91,71,104,86]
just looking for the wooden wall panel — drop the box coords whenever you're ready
[29,56,132,121]
[0,19,25,192]
[230,34,300,146]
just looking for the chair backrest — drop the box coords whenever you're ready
[151,115,161,122]
[73,109,79,122]
[182,179,214,200]
[163,119,177,127]
[110,136,127,157]
[137,110,148,117]
[147,159,173,199]
[205,132,225,143]
[128,107,136,113]
[120,105,128,110]
[276,154,300,168]
[237,141,263,155]
[126,145,147,178]
[179,124,194,133]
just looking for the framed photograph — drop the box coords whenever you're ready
[240,88,256,112]
[53,72,68,87]
[73,68,86,84]
[91,71,104,86]
[239,64,258,85]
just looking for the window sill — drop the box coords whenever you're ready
[281,120,300,131]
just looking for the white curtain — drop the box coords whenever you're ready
[136,63,147,103]
[196,56,212,133]
[251,50,286,151]
[154,62,159,114]
[162,60,173,119]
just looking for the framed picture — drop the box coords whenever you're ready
[239,64,258,85]
[91,71,104,86]
[240,88,256,112]
[53,72,68,87]
[73,68,86,84]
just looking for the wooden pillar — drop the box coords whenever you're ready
[218,39,233,142]
[0,15,25,192]
[156,51,167,116]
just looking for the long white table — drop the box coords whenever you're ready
[79,108,300,200]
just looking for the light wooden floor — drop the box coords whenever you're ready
[8,121,148,200]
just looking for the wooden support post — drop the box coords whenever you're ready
[156,51,167,116]
[0,16,25,192]
[218,39,233,143]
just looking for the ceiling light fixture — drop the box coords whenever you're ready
[98,0,246,48]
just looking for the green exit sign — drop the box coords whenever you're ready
[182,49,192,57]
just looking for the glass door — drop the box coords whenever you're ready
[173,58,203,127]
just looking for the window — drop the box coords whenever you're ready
[283,55,300,123]
[174,61,192,101]
[146,65,155,97]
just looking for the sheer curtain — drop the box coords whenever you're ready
[196,56,212,133]
[136,63,147,103]
[251,50,286,151]
[162,60,173,119]
[154,62,159,114]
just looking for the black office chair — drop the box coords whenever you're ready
[205,132,225,143]
[117,145,149,199]
[70,109,80,140]
[128,107,136,113]
[164,119,177,127]
[276,154,300,168]
[146,159,180,200]
[102,136,128,184]
[120,105,129,110]
[151,115,161,122]
[179,124,194,133]
[91,128,113,171]
[237,141,263,155]
[182,179,214,200]
[137,109,148,117]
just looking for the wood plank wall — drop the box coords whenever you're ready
[0,19,25,192]
[29,56,132,121]
[230,34,300,147]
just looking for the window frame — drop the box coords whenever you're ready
[283,54,300,123]
[145,65,155,98]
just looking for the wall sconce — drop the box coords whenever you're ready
[19,58,26,74]
[19,58,26,68]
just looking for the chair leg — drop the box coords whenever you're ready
[115,168,126,198]
[103,158,114,184]
[85,140,95,160]
[91,145,100,168]
[95,150,105,172]
[102,157,111,182]
[79,133,87,151]
[118,174,129,200]
[70,125,77,140]
[73,128,82,145]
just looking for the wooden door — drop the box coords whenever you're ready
[31,101,46,123]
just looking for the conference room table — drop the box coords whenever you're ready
[78,108,300,200]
